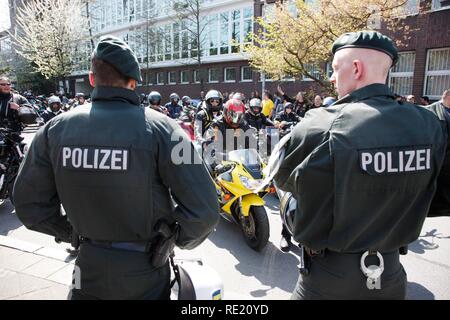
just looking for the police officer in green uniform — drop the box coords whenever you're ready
[13,35,220,300]
[274,31,450,300]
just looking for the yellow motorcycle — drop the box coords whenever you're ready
[213,149,275,252]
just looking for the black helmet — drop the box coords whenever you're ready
[182,96,191,106]
[18,106,38,125]
[170,93,180,102]
[148,91,162,105]
[284,102,294,112]
[249,98,262,116]
[205,90,223,113]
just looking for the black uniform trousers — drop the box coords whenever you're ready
[291,250,407,300]
[69,243,171,300]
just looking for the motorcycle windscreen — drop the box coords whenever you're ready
[228,149,262,179]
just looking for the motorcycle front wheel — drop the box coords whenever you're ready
[239,206,270,252]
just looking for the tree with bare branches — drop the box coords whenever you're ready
[11,0,89,93]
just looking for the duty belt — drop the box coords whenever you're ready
[83,238,151,253]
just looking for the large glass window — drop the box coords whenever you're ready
[241,66,253,82]
[168,71,177,84]
[220,12,229,55]
[425,48,450,99]
[389,52,416,96]
[224,68,237,82]
[209,68,220,83]
[432,0,450,10]
[181,71,190,84]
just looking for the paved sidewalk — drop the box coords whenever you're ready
[0,235,73,300]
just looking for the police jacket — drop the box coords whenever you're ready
[274,84,450,253]
[13,86,220,250]
[244,112,274,131]
[0,93,29,131]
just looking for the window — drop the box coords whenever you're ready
[425,48,450,99]
[432,0,450,10]
[157,72,165,85]
[220,12,230,55]
[209,68,220,83]
[181,70,189,84]
[168,71,177,84]
[224,68,237,82]
[389,52,416,96]
[194,70,201,83]
[302,64,325,81]
[241,66,253,82]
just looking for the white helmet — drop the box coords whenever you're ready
[171,258,224,300]
[48,96,62,105]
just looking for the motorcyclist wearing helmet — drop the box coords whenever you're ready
[41,95,64,123]
[208,99,256,153]
[274,102,301,132]
[245,98,274,131]
[148,91,169,115]
[179,96,195,123]
[177,96,196,141]
[165,93,182,119]
[72,93,87,109]
[194,90,223,143]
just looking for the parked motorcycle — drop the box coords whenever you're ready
[0,128,27,206]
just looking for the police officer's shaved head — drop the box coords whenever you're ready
[442,89,450,108]
[331,48,392,98]
[331,31,398,98]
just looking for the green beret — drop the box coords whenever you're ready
[332,31,398,65]
[94,35,142,82]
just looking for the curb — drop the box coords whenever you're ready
[0,235,75,264]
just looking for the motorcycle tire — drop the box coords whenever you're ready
[240,206,270,252]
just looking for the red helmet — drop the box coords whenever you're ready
[223,99,245,128]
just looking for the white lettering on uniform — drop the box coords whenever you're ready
[374,152,386,173]
[361,153,373,171]
[111,150,122,170]
[416,149,426,170]
[83,149,93,169]
[426,149,431,170]
[405,151,416,172]
[93,149,99,169]
[99,150,111,170]
[387,152,398,173]
[399,151,404,172]
[62,147,71,167]
[123,150,128,170]
[72,148,82,168]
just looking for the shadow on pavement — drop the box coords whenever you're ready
[209,219,300,298]
[0,201,23,236]
[409,228,450,254]
[407,282,435,300]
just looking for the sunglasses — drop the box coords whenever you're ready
[210,99,220,103]
[0,83,11,87]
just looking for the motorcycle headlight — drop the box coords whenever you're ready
[239,175,265,191]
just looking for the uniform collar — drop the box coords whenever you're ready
[91,86,140,106]
[334,84,395,106]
